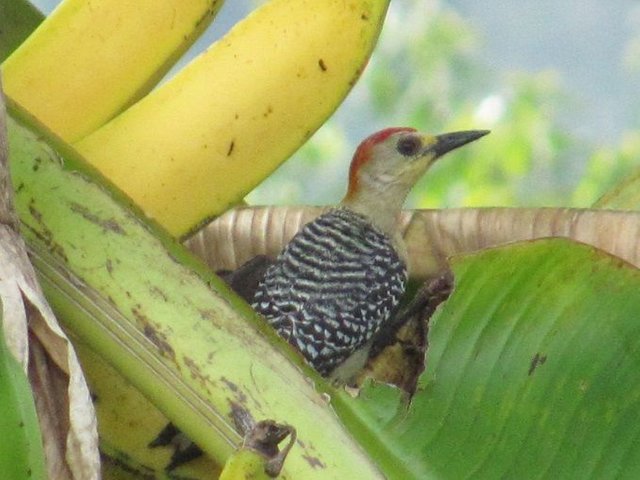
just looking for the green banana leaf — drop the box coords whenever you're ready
[594,167,640,209]
[0,303,46,480]
[0,0,43,62]
[338,238,640,478]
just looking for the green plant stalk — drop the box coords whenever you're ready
[0,305,46,480]
[7,99,383,478]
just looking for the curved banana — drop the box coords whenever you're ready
[2,0,223,142]
[76,0,390,237]
[73,341,220,479]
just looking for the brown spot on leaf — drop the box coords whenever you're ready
[28,202,42,223]
[26,201,68,261]
[198,308,224,329]
[221,376,239,393]
[227,140,235,156]
[69,201,125,235]
[149,286,169,302]
[302,454,326,469]
[528,353,547,376]
[318,58,327,71]
[132,305,176,361]
[221,376,248,405]
[183,356,212,392]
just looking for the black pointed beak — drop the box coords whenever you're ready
[431,130,490,157]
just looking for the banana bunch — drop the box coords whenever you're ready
[5,0,388,238]
[2,0,223,142]
[76,0,386,237]
[4,0,391,477]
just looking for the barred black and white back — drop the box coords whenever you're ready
[252,208,408,376]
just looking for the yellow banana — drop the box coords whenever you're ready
[73,341,220,479]
[2,0,223,142]
[75,0,390,238]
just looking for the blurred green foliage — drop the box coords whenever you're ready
[248,0,640,209]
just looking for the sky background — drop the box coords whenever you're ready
[449,0,640,141]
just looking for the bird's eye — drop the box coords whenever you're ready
[396,135,422,157]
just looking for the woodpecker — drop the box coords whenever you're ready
[252,127,488,381]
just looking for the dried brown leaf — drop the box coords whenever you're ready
[187,206,640,280]
[0,77,99,480]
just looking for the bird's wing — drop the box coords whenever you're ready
[253,209,407,374]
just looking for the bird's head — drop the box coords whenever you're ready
[341,127,489,233]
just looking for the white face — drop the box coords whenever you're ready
[343,128,487,234]
[359,131,439,192]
